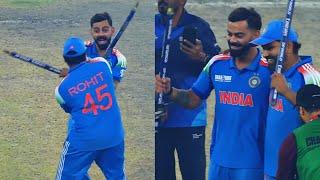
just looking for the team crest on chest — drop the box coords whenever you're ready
[248,75,261,88]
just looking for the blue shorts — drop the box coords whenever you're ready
[55,140,125,180]
[208,161,263,180]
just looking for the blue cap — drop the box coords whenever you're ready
[250,19,299,46]
[63,36,86,58]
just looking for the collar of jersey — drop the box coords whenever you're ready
[175,9,189,28]
[284,55,312,77]
[229,48,262,72]
[88,42,100,58]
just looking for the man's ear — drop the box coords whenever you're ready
[90,28,94,37]
[286,42,294,54]
[253,30,260,39]
[299,106,309,122]
[111,27,115,36]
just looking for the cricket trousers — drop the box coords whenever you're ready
[155,126,206,180]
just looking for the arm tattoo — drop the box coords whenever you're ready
[171,89,200,108]
[175,90,192,108]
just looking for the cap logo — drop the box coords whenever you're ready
[69,45,74,50]
[262,27,267,34]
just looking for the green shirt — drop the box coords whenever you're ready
[293,118,320,180]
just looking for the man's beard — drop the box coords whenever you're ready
[228,41,251,60]
[158,0,178,15]
[94,36,111,50]
[265,54,289,72]
[265,56,277,72]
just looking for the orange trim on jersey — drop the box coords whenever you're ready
[297,65,306,74]
[211,53,231,61]
[112,48,124,57]
[87,57,106,64]
[259,58,268,67]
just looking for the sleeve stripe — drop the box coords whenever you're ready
[298,64,320,86]
[113,49,127,68]
[304,64,320,86]
[55,86,65,105]
[260,58,268,67]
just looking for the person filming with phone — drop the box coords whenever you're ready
[155,0,221,179]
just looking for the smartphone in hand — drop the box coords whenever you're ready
[182,26,197,47]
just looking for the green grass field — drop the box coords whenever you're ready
[0,0,57,8]
[0,0,153,179]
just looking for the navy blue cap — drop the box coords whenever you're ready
[250,19,299,46]
[63,37,86,58]
[296,84,320,110]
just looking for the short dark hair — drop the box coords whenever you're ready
[292,42,301,55]
[90,12,112,27]
[228,7,262,30]
[63,53,86,66]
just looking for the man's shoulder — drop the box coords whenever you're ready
[112,48,124,56]
[211,53,231,61]
[296,59,320,86]
[203,53,231,73]
[56,75,72,92]
[185,12,210,27]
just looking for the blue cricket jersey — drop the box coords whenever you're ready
[264,56,320,176]
[192,50,271,168]
[55,57,124,151]
[155,10,220,127]
[86,42,127,82]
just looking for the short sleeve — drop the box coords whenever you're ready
[191,59,214,99]
[55,86,71,113]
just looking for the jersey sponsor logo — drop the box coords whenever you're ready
[68,72,104,96]
[248,75,261,88]
[192,133,203,139]
[306,136,320,147]
[219,91,254,107]
[214,74,232,83]
[270,98,284,112]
